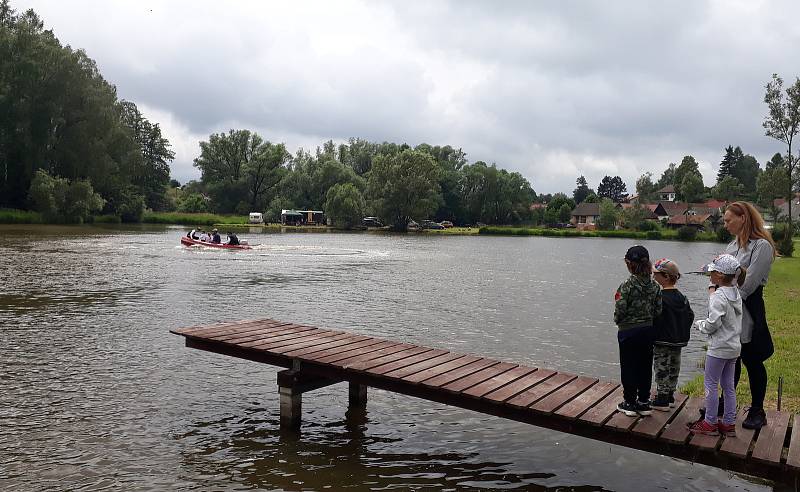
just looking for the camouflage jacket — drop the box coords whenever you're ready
[614,274,662,331]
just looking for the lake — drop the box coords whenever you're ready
[0,224,776,491]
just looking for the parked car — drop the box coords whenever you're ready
[362,216,383,227]
[421,220,444,230]
[439,220,454,228]
[407,220,421,231]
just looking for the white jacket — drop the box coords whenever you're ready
[694,286,743,360]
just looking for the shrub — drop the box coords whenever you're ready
[91,214,122,224]
[777,236,794,257]
[677,226,698,241]
[646,230,662,240]
[716,227,733,243]
[325,183,365,229]
[28,169,104,223]
[637,220,658,232]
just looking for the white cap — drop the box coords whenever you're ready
[702,254,741,275]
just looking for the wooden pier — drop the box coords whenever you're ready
[171,318,800,484]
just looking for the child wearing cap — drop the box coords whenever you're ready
[614,245,662,417]
[688,254,746,436]
[650,258,694,411]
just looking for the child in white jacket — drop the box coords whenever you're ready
[688,254,745,437]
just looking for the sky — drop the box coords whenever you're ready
[15,0,800,194]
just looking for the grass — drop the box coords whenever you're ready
[421,226,480,235]
[479,226,721,242]
[0,208,44,224]
[142,212,249,226]
[680,252,800,412]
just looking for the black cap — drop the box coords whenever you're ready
[625,245,650,262]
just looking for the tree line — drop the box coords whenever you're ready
[0,1,174,222]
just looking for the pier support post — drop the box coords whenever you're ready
[277,368,340,431]
[348,382,367,409]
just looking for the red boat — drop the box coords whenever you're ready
[180,236,252,250]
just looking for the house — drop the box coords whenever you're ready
[773,194,800,222]
[570,202,600,228]
[658,201,688,219]
[281,209,326,226]
[529,202,547,211]
[657,185,677,202]
[666,213,712,229]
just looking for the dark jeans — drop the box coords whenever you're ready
[734,355,768,409]
[619,329,654,404]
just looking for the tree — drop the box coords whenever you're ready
[763,73,800,237]
[712,175,744,202]
[730,149,759,196]
[597,198,619,230]
[657,163,677,189]
[596,176,627,202]
[546,193,576,213]
[325,182,365,229]
[621,203,650,230]
[28,169,104,223]
[680,172,705,203]
[583,192,600,203]
[635,172,658,202]
[178,193,209,213]
[673,156,703,200]
[558,203,572,223]
[573,175,591,203]
[757,166,791,209]
[366,149,441,231]
[717,146,736,183]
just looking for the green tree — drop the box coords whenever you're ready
[621,203,650,231]
[597,198,619,230]
[763,73,800,238]
[324,182,365,229]
[730,149,759,196]
[717,146,736,183]
[673,156,703,200]
[596,175,627,202]
[366,149,441,231]
[583,192,600,203]
[546,193,576,213]
[680,172,705,203]
[28,169,104,223]
[558,203,572,223]
[635,172,658,202]
[757,166,791,209]
[712,175,744,202]
[573,175,591,203]
[657,163,677,189]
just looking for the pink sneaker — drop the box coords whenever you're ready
[687,418,719,436]
[718,422,736,437]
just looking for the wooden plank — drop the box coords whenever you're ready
[324,342,415,366]
[786,415,800,471]
[421,358,500,388]
[175,319,261,336]
[531,376,597,414]
[660,396,704,444]
[204,320,292,340]
[752,410,791,465]
[300,338,385,362]
[462,366,538,398]
[604,408,640,431]
[579,386,624,426]
[239,327,328,348]
[281,334,370,357]
[184,319,286,338]
[483,369,555,403]
[688,426,723,451]
[212,323,312,344]
[347,346,436,372]
[632,393,688,438]
[365,349,450,376]
[443,362,518,393]
[507,372,576,408]
[270,332,356,355]
[382,352,468,379]
[402,355,483,383]
[556,381,618,419]
[719,407,758,459]
[312,340,403,364]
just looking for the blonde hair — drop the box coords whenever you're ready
[726,201,776,257]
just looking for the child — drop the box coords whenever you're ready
[650,258,694,411]
[688,254,745,436]
[614,245,663,417]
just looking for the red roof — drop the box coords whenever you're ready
[704,199,727,209]
[667,214,711,225]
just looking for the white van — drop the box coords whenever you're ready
[248,212,264,224]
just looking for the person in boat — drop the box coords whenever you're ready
[199,230,210,242]
[226,232,240,246]
[211,228,221,244]
[188,228,200,240]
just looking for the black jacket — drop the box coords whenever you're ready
[653,289,694,347]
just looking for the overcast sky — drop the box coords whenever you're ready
[16,0,800,193]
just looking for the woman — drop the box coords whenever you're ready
[722,201,776,429]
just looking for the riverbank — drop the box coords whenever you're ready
[479,225,721,242]
[681,248,800,412]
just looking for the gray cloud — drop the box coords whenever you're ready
[16,0,800,192]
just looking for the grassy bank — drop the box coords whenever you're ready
[479,226,720,242]
[142,212,248,226]
[0,208,44,224]
[680,252,800,412]
[421,226,480,235]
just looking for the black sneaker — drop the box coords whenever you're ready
[668,394,675,408]
[635,401,652,416]
[616,401,639,417]
[742,407,767,430]
[651,396,671,412]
